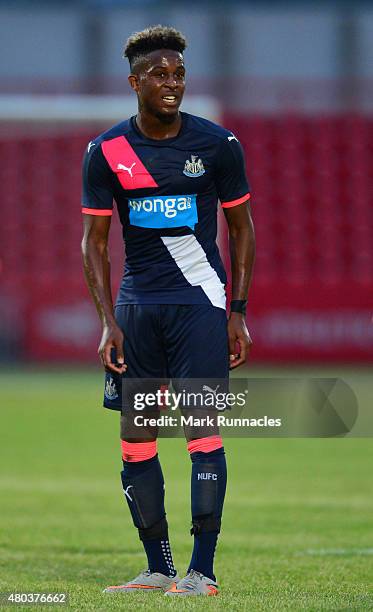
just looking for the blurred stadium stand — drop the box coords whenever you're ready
[1,111,371,363]
[0,2,372,363]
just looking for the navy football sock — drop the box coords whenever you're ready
[189,531,219,581]
[122,454,176,577]
[142,538,176,577]
[188,447,227,581]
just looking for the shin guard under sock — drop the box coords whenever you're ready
[188,447,227,581]
[121,454,176,577]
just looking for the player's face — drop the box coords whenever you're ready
[129,49,186,120]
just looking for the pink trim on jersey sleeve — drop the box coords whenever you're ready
[101,136,158,190]
[221,193,251,208]
[82,207,113,216]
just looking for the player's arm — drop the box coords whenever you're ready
[81,214,126,374]
[216,134,255,369]
[223,201,255,369]
[81,142,126,375]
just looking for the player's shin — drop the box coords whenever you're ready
[187,437,227,581]
[121,440,176,577]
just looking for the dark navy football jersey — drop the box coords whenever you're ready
[82,112,250,309]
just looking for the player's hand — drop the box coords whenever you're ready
[98,323,127,374]
[227,313,253,369]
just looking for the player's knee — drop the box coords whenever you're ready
[120,412,158,441]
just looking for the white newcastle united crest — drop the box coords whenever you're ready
[183,155,205,177]
[105,376,119,401]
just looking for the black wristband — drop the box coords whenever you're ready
[230,300,247,314]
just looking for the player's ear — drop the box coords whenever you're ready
[128,74,139,93]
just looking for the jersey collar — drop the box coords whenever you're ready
[131,112,187,145]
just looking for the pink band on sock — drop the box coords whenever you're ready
[121,440,157,462]
[187,435,223,454]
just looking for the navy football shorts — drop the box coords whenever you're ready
[103,304,229,411]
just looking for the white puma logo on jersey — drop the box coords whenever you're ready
[117,162,136,177]
[228,134,238,142]
[123,485,133,502]
[87,141,95,152]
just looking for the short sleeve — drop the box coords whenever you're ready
[81,143,114,216]
[215,135,251,208]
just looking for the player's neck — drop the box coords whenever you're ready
[135,111,182,140]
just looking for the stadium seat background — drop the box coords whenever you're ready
[1,115,372,362]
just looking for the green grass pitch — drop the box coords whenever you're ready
[1,367,373,611]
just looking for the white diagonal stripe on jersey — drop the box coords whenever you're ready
[161,235,226,310]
